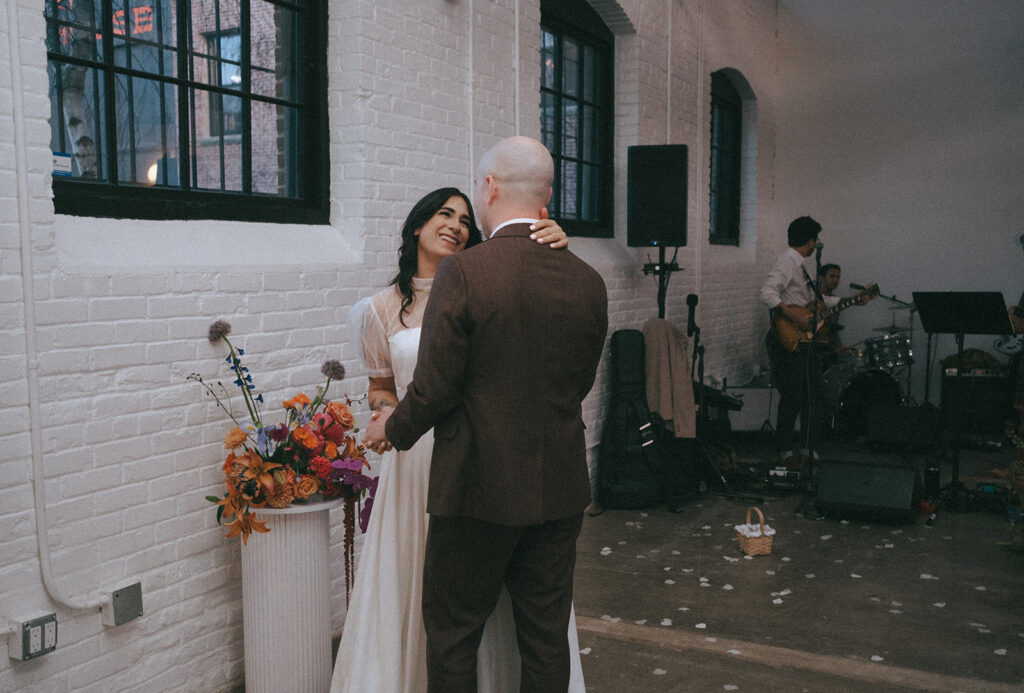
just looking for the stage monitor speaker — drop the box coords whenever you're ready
[816,460,919,522]
[627,144,687,247]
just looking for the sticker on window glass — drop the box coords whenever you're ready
[53,152,73,177]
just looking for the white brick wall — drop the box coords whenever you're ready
[1,1,780,690]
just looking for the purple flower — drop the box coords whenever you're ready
[321,359,345,381]
[359,496,374,533]
[331,457,364,473]
[347,473,376,491]
[208,320,232,344]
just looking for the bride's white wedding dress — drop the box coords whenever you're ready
[331,279,585,693]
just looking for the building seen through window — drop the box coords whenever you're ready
[540,0,613,238]
[44,0,328,223]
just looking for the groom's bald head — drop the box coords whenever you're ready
[474,136,554,234]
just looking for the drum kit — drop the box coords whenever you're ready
[824,303,916,435]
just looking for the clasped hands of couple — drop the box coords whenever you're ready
[363,406,393,454]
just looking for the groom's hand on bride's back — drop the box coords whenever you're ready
[363,407,394,454]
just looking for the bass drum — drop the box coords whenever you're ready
[824,367,901,436]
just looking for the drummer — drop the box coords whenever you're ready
[817,264,846,367]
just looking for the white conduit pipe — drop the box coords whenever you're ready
[7,0,106,613]
[468,0,475,186]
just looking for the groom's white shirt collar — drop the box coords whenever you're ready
[488,218,538,239]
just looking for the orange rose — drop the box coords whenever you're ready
[294,475,320,500]
[324,441,338,459]
[327,401,356,430]
[293,425,320,450]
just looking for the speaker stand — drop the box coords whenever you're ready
[643,245,681,319]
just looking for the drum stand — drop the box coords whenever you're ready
[912,291,1014,512]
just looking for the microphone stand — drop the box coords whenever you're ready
[803,245,825,458]
[689,307,760,502]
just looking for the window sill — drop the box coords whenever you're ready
[52,215,360,273]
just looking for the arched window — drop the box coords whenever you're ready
[541,0,614,238]
[709,69,743,245]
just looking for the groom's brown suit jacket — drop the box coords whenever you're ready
[385,222,608,526]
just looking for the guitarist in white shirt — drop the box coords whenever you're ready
[759,216,873,466]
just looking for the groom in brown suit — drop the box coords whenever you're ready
[364,135,608,692]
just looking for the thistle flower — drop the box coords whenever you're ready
[321,359,346,381]
[208,320,232,344]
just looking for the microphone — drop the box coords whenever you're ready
[815,241,823,263]
[849,282,867,291]
[686,294,698,337]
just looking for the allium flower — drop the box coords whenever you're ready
[208,320,232,344]
[321,359,346,381]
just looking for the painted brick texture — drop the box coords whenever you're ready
[1,1,779,691]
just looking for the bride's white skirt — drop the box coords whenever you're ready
[330,430,585,692]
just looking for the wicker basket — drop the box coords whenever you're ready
[735,506,774,556]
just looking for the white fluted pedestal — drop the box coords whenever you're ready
[241,499,342,693]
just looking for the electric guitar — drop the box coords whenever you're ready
[994,290,1023,355]
[772,283,880,352]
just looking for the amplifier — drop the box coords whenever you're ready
[939,372,1013,434]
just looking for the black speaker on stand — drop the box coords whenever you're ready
[627,144,688,318]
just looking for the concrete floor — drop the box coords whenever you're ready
[573,429,1024,692]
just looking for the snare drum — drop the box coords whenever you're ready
[823,367,901,436]
[865,334,913,369]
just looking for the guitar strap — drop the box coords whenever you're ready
[800,265,819,298]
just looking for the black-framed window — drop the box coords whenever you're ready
[541,0,614,238]
[44,0,329,224]
[709,70,742,245]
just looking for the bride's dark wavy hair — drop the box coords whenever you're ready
[391,187,482,325]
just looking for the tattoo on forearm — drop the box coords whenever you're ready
[369,396,398,412]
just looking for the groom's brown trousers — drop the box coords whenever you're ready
[422,512,583,693]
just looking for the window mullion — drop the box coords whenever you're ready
[176,0,192,191]
[240,0,252,195]
[100,0,118,184]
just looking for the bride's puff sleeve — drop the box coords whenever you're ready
[350,294,393,379]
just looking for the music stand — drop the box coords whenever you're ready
[912,292,1014,511]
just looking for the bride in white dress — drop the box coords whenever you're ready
[332,188,586,693]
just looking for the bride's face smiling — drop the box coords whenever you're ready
[415,195,472,266]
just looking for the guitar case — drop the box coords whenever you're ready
[594,330,664,509]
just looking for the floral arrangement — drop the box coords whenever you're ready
[190,320,376,586]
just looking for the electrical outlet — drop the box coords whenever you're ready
[28,626,41,654]
[43,620,57,649]
[8,614,57,661]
